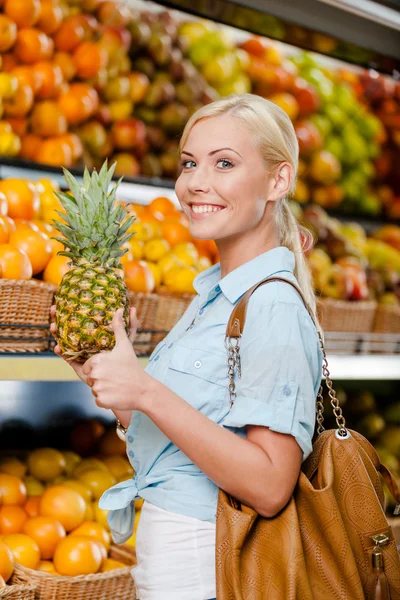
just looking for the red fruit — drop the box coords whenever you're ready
[111,118,146,150]
[293,79,320,116]
[295,121,323,156]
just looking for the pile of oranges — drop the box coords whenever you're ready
[0,0,148,170]
[0,176,218,295]
[0,423,141,580]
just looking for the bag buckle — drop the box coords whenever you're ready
[370,532,390,546]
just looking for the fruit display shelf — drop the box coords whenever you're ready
[0,351,399,381]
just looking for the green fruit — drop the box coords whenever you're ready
[359,161,376,180]
[357,113,382,140]
[202,53,236,85]
[188,41,216,67]
[309,114,332,138]
[342,135,368,166]
[323,104,346,129]
[334,84,356,113]
[178,21,208,44]
[217,73,251,96]
[358,194,381,216]
[325,136,344,161]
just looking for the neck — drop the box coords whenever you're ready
[217,208,280,279]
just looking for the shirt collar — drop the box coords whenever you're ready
[193,246,295,304]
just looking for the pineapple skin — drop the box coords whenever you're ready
[56,261,130,362]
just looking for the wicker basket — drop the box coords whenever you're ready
[1,568,36,599]
[130,289,195,355]
[373,304,400,334]
[10,544,136,600]
[0,279,56,353]
[317,298,377,334]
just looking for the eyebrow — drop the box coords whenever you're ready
[181,147,242,158]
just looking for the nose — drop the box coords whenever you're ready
[187,164,211,195]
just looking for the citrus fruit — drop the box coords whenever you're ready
[70,521,110,551]
[61,480,92,504]
[39,486,86,532]
[77,470,116,501]
[3,533,40,569]
[101,558,126,571]
[37,560,59,575]
[123,260,155,293]
[53,535,103,576]
[23,516,66,560]
[71,458,109,477]
[143,238,170,262]
[0,457,27,479]
[0,474,27,506]
[102,456,133,480]
[9,228,52,275]
[164,266,197,294]
[0,179,39,220]
[0,506,28,535]
[24,496,41,518]
[0,541,14,582]
[0,244,32,279]
[61,451,81,475]
[27,448,66,483]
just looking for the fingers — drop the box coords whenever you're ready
[111,308,129,346]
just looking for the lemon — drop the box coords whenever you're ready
[0,457,27,479]
[147,262,162,288]
[158,252,185,279]
[62,451,81,475]
[27,448,66,483]
[164,266,197,294]
[143,239,170,262]
[195,257,212,272]
[23,476,44,497]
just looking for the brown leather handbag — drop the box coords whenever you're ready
[216,276,400,600]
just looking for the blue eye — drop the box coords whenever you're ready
[180,160,196,168]
[217,159,233,169]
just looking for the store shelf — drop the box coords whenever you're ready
[154,0,400,73]
[0,353,399,381]
[0,355,149,381]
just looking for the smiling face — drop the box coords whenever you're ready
[175,114,283,244]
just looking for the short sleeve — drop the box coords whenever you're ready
[220,300,323,461]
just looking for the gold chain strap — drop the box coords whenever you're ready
[225,325,348,438]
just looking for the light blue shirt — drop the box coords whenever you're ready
[99,246,323,544]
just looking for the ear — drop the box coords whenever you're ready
[267,163,293,203]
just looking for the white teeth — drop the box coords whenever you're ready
[191,205,224,214]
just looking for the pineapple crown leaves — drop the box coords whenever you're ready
[52,161,136,266]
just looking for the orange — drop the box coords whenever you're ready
[11,66,43,94]
[92,501,109,531]
[24,496,41,517]
[97,1,131,27]
[43,255,70,286]
[20,134,43,161]
[54,17,86,53]
[0,457,26,479]
[9,228,52,275]
[70,521,110,551]
[53,535,103,576]
[123,260,155,293]
[172,242,199,266]
[58,83,98,125]
[143,239,170,262]
[37,138,73,168]
[77,470,116,501]
[0,506,28,535]
[53,52,77,82]
[27,448,66,483]
[23,517,66,560]
[3,83,34,117]
[1,53,17,73]
[58,132,83,161]
[101,558,125,571]
[102,456,133,480]
[0,180,40,221]
[148,197,176,218]
[13,28,54,65]
[73,42,108,80]
[35,61,63,100]
[61,480,92,504]
[126,221,152,242]
[164,266,197,294]
[3,534,40,570]
[30,220,53,236]
[4,0,40,28]
[0,192,7,217]
[0,541,13,582]
[31,102,67,137]
[61,451,81,475]
[0,218,9,244]
[39,486,86,532]
[6,116,28,137]
[0,244,32,279]
[13,218,39,232]
[0,475,27,506]
[37,2,63,35]
[98,428,126,456]
[192,238,217,261]
[161,221,191,248]
[0,15,17,53]
[37,560,59,575]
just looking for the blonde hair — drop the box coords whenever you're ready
[179,93,319,325]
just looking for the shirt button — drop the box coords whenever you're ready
[194,360,202,369]
[128,435,133,443]
[283,385,291,396]
[199,308,204,315]
[154,355,160,361]
[168,343,173,348]
[128,450,134,458]
[189,323,195,330]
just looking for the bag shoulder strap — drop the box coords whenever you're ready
[226,276,315,339]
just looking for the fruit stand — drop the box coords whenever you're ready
[0,0,400,594]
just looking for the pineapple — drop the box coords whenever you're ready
[53,161,135,362]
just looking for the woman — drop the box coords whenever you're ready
[52,93,323,600]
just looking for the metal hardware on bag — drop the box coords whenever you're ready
[370,532,390,546]
[372,547,384,569]
[225,335,241,409]
[334,429,351,440]
[394,504,400,516]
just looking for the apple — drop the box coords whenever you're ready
[128,72,150,104]
[312,185,344,209]
[103,76,131,101]
[294,120,323,156]
[111,118,146,151]
[309,150,341,184]
[339,264,369,300]
[112,153,140,177]
[292,78,320,116]
[319,264,353,299]
[99,26,132,56]
[78,120,108,156]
